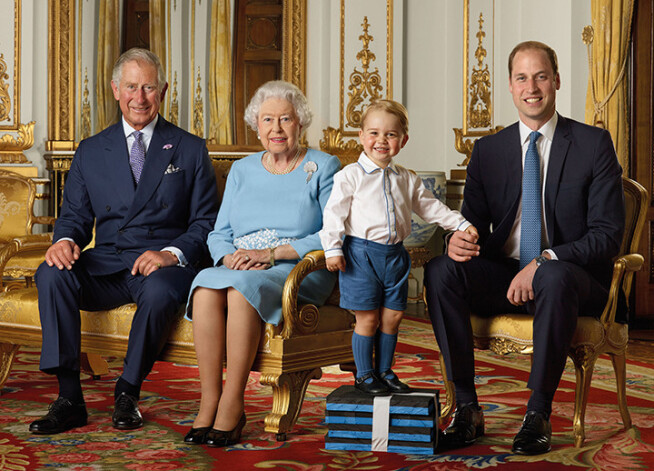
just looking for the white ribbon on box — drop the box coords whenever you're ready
[371,391,438,452]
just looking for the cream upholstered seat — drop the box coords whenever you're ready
[0,159,355,441]
[437,176,647,447]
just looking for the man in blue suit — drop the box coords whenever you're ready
[425,41,624,455]
[29,48,219,434]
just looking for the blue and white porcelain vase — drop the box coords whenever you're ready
[404,171,447,248]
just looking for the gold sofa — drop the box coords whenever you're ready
[437,176,648,447]
[0,158,354,441]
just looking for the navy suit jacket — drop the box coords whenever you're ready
[54,116,219,276]
[463,114,624,290]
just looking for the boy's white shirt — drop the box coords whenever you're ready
[320,152,469,258]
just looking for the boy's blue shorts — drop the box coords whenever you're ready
[338,236,412,311]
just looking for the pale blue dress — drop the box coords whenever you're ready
[186,149,341,325]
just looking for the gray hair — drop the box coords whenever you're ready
[244,80,313,132]
[112,48,166,91]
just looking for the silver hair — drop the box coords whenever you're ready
[111,48,166,91]
[244,80,313,132]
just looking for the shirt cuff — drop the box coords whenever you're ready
[324,248,344,259]
[457,220,471,231]
[543,249,557,260]
[162,246,187,267]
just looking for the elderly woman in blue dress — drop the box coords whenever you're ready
[184,80,340,447]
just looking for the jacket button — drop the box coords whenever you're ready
[116,248,122,254]
[119,229,124,234]
[148,230,154,236]
[162,203,168,209]
[106,205,111,211]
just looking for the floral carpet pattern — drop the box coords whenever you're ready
[0,318,653,470]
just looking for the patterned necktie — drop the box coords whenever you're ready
[129,130,146,184]
[519,131,542,269]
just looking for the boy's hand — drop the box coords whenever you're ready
[447,225,480,262]
[326,256,346,272]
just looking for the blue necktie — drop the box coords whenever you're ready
[129,131,146,184]
[519,131,542,269]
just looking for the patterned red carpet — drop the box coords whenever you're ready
[1,318,653,470]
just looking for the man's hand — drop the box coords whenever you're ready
[131,250,178,276]
[45,240,81,270]
[326,256,346,272]
[447,225,480,262]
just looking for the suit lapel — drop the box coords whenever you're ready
[544,115,571,242]
[124,116,179,223]
[103,123,136,206]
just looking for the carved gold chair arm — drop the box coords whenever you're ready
[0,233,53,276]
[598,253,644,325]
[279,250,327,339]
[32,216,57,226]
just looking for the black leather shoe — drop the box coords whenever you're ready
[205,413,246,448]
[112,392,143,430]
[512,411,552,455]
[29,397,88,434]
[354,372,390,395]
[184,426,211,444]
[379,370,411,393]
[442,402,485,448]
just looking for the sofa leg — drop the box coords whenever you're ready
[81,353,109,379]
[260,367,322,440]
[0,344,19,392]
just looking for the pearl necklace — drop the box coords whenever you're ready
[265,147,303,175]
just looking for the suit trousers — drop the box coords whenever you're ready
[35,261,196,386]
[424,255,609,395]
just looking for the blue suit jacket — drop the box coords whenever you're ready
[54,116,219,276]
[463,114,624,289]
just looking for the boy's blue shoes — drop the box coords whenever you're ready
[354,371,390,395]
[379,370,411,392]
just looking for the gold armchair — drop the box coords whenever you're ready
[0,170,55,289]
[438,176,648,447]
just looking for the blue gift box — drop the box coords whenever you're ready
[324,385,439,455]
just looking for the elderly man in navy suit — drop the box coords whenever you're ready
[425,41,624,455]
[30,48,218,434]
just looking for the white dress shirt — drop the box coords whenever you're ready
[320,152,468,258]
[502,113,558,261]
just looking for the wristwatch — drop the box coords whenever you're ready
[535,254,549,266]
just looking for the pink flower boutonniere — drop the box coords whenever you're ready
[163,144,173,150]
[304,161,317,183]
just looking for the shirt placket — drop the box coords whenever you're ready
[382,168,397,244]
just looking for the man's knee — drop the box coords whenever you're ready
[424,255,461,294]
[533,261,579,298]
[35,262,78,291]
[137,270,192,316]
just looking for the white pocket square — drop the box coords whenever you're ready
[165,164,182,174]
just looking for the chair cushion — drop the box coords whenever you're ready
[471,313,534,344]
[3,251,45,278]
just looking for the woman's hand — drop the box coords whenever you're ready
[224,249,270,270]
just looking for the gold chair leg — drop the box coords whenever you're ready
[438,353,455,426]
[260,367,322,441]
[571,346,597,447]
[610,351,632,431]
[0,344,19,392]
[80,352,109,378]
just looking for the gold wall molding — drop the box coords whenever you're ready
[345,17,383,130]
[47,0,75,150]
[0,54,10,122]
[282,0,307,93]
[452,0,502,168]
[170,71,179,126]
[0,121,34,163]
[81,68,91,140]
[192,68,204,137]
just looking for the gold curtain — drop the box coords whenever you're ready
[96,0,121,131]
[149,0,167,82]
[208,0,233,144]
[584,0,635,173]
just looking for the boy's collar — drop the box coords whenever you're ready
[357,152,399,174]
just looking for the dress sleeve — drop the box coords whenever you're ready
[207,165,238,264]
[289,154,342,258]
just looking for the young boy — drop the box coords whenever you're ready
[320,100,478,395]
